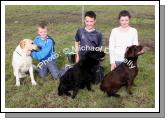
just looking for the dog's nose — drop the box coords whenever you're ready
[33,45,39,50]
[140,49,145,54]
[138,48,145,55]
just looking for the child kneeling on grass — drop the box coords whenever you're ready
[31,22,65,80]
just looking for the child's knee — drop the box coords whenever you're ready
[51,72,59,80]
[39,72,47,78]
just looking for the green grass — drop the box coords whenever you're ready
[5,5,155,108]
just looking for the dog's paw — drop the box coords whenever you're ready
[114,94,121,97]
[71,96,76,99]
[58,92,63,96]
[32,81,37,86]
[128,92,133,95]
[71,94,77,99]
[65,92,72,96]
[128,90,133,95]
[15,82,20,86]
[107,92,120,98]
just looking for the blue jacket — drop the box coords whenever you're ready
[31,36,56,61]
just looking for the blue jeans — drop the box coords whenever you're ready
[38,59,66,79]
[115,61,123,67]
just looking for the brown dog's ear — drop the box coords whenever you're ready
[125,47,129,54]
[19,40,25,49]
[125,46,136,58]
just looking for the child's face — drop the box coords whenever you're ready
[38,27,48,39]
[84,16,96,30]
[119,16,130,28]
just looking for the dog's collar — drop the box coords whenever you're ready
[16,51,22,56]
[123,58,136,69]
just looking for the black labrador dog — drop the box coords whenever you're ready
[100,45,144,97]
[58,51,105,99]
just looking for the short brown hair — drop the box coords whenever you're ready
[38,21,48,29]
[85,11,96,19]
[118,10,131,19]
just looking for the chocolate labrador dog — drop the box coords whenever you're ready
[100,45,144,97]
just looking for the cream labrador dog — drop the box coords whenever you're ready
[12,39,38,86]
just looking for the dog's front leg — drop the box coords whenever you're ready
[127,80,133,95]
[72,88,79,99]
[86,82,94,92]
[15,69,20,86]
[86,82,91,91]
[64,91,71,96]
[29,66,37,86]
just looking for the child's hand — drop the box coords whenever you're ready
[111,63,116,71]
[38,46,42,50]
[76,54,79,63]
[34,46,42,51]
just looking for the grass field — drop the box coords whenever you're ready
[5,5,155,108]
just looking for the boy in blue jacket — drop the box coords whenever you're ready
[32,22,63,79]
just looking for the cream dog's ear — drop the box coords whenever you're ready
[19,39,26,49]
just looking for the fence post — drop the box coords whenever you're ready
[82,5,84,27]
